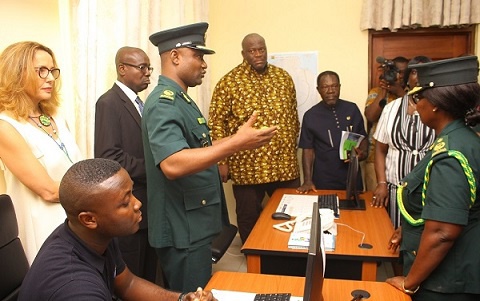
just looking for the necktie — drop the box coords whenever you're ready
[135,96,144,115]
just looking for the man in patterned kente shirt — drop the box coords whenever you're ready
[209,33,300,243]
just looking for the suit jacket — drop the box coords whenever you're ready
[94,83,148,228]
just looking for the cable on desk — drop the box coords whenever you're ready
[336,223,366,246]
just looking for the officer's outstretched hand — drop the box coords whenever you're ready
[235,111,277,151]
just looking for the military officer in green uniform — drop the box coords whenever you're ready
[142,22,277,293]
[385,56,480,301]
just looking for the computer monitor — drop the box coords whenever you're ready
[339,149,366,210]
[303,202,324,301]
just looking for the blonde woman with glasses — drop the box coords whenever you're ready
[0,41,82,264]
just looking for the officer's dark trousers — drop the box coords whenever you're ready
[155,243,211,292]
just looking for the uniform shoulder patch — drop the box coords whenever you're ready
[159,89,175,101]
[431,136,449,157]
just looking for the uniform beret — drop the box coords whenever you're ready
[409,55,479,94]
[149,22,215,55]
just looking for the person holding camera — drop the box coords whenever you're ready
[372,56,436,230]
[363,56,408,192]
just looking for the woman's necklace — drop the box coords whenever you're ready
[29,113,52,126]
[28,115,73,163]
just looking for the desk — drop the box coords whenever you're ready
[242,188,398,281]
[206,271,411,301]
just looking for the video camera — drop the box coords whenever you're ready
[376,56,399,85]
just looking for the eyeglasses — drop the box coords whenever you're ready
[35,67,60,79]
[319,84,340,91]
[411,92,424,104]
[121,62,153,73]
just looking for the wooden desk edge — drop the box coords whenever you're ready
[206,271,411,301]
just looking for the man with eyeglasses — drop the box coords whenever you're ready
[208,33,300,244]
[94,46,159,284]
[297,70,368,192]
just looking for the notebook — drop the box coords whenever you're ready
[211,202,325,301]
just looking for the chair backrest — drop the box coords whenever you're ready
[211,224,238,263]
[0,194,29,301]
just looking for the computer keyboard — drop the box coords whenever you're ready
[318,194,339,218]
[254,293,291,301]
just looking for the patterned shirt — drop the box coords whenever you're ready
[209,60,300,185]
[365,86,398,163]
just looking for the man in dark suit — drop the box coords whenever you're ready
[94,46,158,283]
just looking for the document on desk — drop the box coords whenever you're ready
[276,194,317,217]
[211,289,302,301]
[288,217,312,249]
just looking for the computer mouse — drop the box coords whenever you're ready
[271,212,292,220]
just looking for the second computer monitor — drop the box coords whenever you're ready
[339,149,366,210]
[303,202,324,301]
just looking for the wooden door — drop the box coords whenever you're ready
[369,26,475,90]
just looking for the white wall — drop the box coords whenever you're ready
[0,0,62,193]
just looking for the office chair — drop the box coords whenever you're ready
[0,194,29,301]
[211,223,238,263]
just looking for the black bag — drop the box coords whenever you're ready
[211,224,238,263]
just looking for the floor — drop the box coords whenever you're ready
[212,234,395,281]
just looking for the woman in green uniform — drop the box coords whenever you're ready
[385,56,480,301]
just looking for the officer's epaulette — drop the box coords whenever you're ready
[158,88,176,101]
[431,136,449,157]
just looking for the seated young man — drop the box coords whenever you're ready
[18,158,216,301]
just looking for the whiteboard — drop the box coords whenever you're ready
[268,51,319,126]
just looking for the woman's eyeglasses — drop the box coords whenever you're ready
[35,67,60,79]
[412,92,424,104]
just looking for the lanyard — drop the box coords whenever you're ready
[397,150,476,226]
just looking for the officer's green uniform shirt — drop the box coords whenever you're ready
[142,75,229,249]
[399,119,480,295]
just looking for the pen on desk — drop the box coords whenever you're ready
[328,130,334,147]
[281,203,287,213]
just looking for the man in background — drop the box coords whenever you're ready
[94,46,158,283]
[209,33,300,244]
[297,71,367,192]
[143,23,276,292]
[363,56,408,192]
